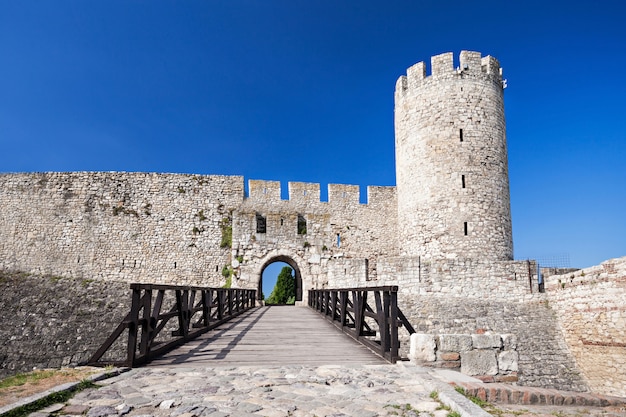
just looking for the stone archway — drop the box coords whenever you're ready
[259,255,303,302]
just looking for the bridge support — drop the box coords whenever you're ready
[87,284,257,367]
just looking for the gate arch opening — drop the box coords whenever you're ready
[259,255,303,302]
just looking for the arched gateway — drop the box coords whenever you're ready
[235,249,310,304]
[259,255,303,302]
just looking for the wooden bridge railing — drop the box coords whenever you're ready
[308,286,415,363]
[87,284,256,367]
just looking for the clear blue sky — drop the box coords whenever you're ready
[1,1,625,269]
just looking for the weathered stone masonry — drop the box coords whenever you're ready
[0,172,242,286]
[544,258,626,397]
[0,51,623,396]
[0,172,397,301]
[395,50,512,261]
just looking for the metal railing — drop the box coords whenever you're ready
[87,284,256,367]
[308,286,415,363]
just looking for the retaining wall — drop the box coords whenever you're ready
[0,271,129,378]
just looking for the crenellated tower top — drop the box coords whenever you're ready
[396,51,504,95]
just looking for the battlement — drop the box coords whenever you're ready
[248,179,281,200]
[395,50,502,92]
[245,179,395,207]
[289,181,321,202]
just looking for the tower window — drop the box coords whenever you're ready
[461,175,466,188]
[336,233,341,248]
[464,222,468,236]
[459,129,464,142]
[297,214,307,235]
[256,213,266,234]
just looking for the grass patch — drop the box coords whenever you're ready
[383,403,421,416]
[219,217,232,248]
[0,370,58,389]
[1,379,98,417]
[430,390,462,417]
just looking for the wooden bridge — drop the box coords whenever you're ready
[87,284,415,368]
[146,306,384,366]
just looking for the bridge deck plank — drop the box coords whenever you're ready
[146,306,385,366]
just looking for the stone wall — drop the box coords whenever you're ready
[377,257,539,300]
[0,172,243,286]
[544,257,626,397]
[0,271,130,378]
[0,173,397,301]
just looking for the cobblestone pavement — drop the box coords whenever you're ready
[65,364,452,417]
[15,364,626,417]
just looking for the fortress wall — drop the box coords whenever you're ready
[544,256,626,397]
[0,172,396,295]
[0,172,244,286]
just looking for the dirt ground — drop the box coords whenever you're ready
[0,367,100,407]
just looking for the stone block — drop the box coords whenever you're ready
[438,334,472,352]
[87,406,117,417]
[439,360,461,368]
[409,333,436,362]
[438,352,460,361]
[308,254,321,264]
[471,333,502,349]
[461,350,498,376]
[498,350,519,372]
[62,405,90,415]
[495,374,519,383]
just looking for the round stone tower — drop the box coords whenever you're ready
[394,51,513,260]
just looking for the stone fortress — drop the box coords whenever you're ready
[0,51,624,398]
[0,51,516,297]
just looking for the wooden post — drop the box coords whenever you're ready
[389,289,399,362]
[374,290,387,358]
[138,287,152,358]
[126,286,142,367]
[340,291,347,328]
